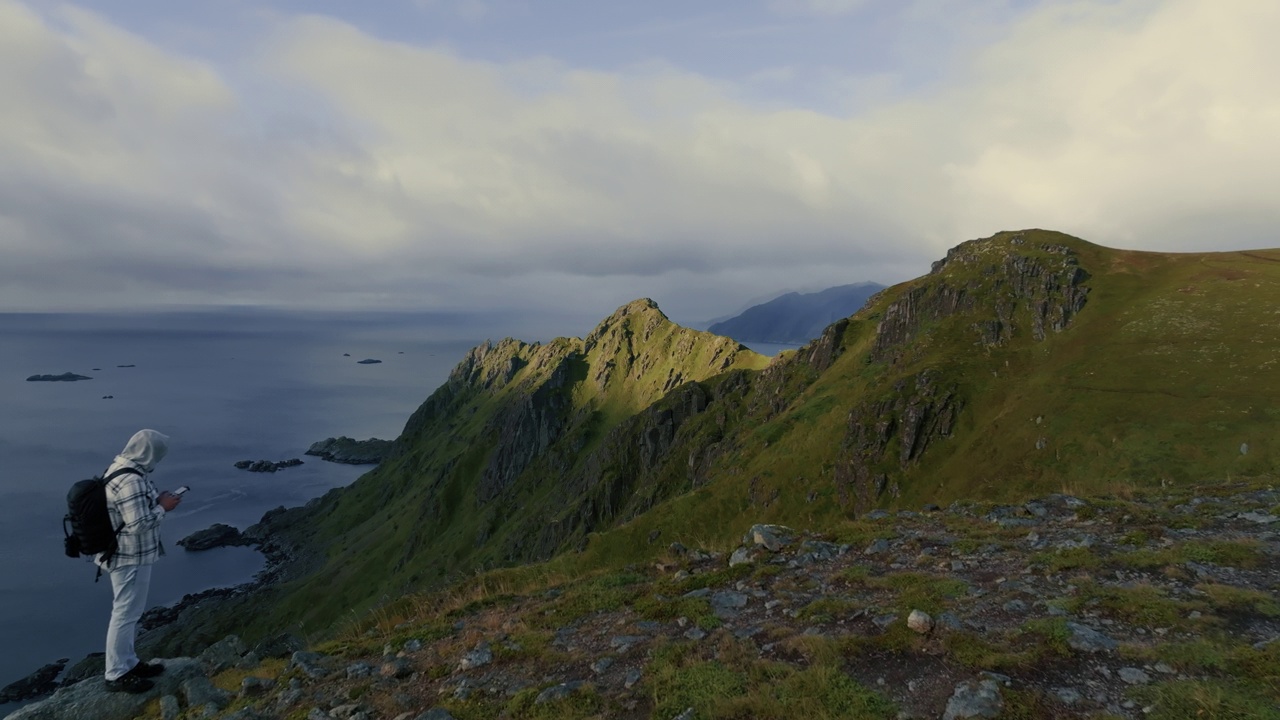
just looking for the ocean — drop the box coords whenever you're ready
[0,309,500,710]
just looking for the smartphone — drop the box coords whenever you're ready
[173,486,191,496]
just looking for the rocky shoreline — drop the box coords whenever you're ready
[137,540,291,634]
[0,507,308,708]
[141,508,305,631]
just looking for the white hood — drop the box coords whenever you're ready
[115,429,169,473]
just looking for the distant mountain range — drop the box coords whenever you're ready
[708,282,886,344]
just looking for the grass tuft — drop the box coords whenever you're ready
[1134,679,1280,720]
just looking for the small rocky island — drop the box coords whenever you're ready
[176,523,251,551]
[233,458,303,473]
[356,358,381,364]
[306,436,391,465]
[25,373,91,382]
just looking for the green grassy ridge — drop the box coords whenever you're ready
[222,299,770,636]
[711,231,1276,509]
[168,229,1280,651]
[512,230,1280,577]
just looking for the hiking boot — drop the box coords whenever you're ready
[105,674,154,694]
[128,661,165,678]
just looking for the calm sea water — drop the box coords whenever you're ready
[0,309,504,707]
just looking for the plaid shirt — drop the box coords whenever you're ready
[95,461,166,569]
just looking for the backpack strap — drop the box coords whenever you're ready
[103,466,143,485]
[96,467,145,576]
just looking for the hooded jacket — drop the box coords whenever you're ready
[95,429,170,570]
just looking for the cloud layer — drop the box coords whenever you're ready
[1,0,1276,321]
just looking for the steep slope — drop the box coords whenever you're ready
[574,229,1280,569]
[708,281,885,344]
[141,229,1280,657]
[192,299,772,638]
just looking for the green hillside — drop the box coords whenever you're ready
[714,229,1279,508]
[143,229,1280,653]
[606,232,1272,540]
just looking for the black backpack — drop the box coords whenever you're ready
[64,467,141,575]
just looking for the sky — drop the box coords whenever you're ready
[1,0,1277,325]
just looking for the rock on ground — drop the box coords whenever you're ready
[5,659,203,720]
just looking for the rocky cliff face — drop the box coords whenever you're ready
[392,336,545,460]
[873,231,1091,364]
[506,369,759,562]
[837,369,964,509]
[841,232,1093,505]
[459,300,768,562]
[464,300,761,506]
[269,299,773,600]
[749,317,852,422]
[477,346,579,502]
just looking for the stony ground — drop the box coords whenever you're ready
[17,482,1280,720]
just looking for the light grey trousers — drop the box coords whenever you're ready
[105,563,152,681]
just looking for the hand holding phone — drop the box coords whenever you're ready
[158,487,185,511]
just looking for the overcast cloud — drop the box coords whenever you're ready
[1,0,1276,323]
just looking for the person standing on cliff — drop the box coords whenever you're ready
[97,429,182,693]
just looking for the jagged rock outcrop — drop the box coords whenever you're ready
[747,318,852,422]
[455,338,529,389]
[5,658,205,720]
[477,348,578,502]
[8,633,311,718]
[234,458,303,473]
[837,369,964,509]
[428,299,765,508]
[0,660,66,704]
[178,523,249,551]
[515,381,719,560]
[305,437,391,465]
[391,337,558,468]
[873,232,1091,364]
[831,232,1093,505]
[794,317,853,376]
